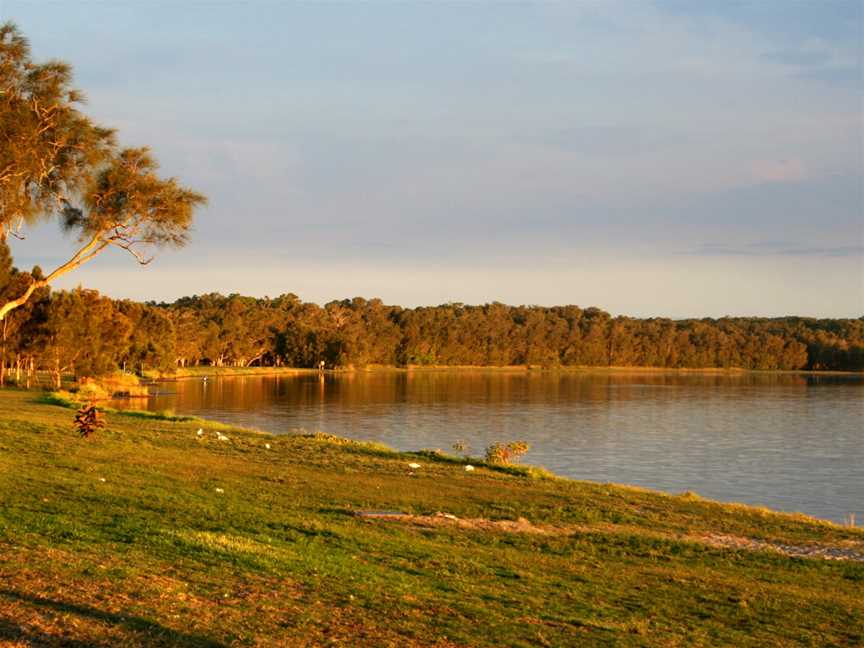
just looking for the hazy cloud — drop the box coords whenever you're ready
[688,242,864,258]
[750,158,807,184]
[532,126,682,156]
[794,65,862,85]
[762,49,835,67]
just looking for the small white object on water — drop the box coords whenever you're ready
[265,443,271,450]
[215,487,224,493]
[464,465,475,472]
[196,428,204,436]
[407,462,421,470]
[216,433,229,441]
[99,477,107,482]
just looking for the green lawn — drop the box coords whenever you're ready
[0,389,861,647]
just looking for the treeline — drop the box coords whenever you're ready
[1,245,863,383]
[162,293,863,371]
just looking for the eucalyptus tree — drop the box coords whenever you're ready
[0,22,205,322]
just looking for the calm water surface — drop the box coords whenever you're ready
[133,371,862,523]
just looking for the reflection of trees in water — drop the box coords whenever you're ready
[157,371,854,415]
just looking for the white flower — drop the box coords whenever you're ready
[464,465,475,472]
[407,462,421,470]
[215,487,224,493]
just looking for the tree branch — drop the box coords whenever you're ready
[0,230,109,321]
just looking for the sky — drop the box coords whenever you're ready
[1,0,862,318]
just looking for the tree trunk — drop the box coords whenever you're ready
[0,318,6,387]
[0,232,108,322]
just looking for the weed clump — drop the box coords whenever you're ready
[485,441,530,465]
[452,440,470,458]
[74,404,105,438]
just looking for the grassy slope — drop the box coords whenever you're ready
[0,390,861,647]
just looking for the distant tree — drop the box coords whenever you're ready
[0,22,206,322]
[32,289,132,388]
[117,301,177,373]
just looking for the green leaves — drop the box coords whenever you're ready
[77,148,206,258]
[1,22,116,235]
[1,19,206,250]
[0,21,205,322]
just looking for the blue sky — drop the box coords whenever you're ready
[1,0,861,317]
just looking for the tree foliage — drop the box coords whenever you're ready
[1,264,860,384]
[0,22,205,322]
[0,22,114,235]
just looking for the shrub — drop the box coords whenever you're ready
[74,404,105,438]
[485,441,530,465]
[77,373,148,399]
[76,380,110,402]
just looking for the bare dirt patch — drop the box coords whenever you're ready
[697,533,864,562]
[355,511,864,562]
[355,510,570,535]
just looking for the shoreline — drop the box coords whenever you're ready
[30,388,864,528]
[56,386,859,526]
[169,364,864,380]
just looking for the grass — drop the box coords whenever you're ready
[39,390,234,428]
[0,388,862,646]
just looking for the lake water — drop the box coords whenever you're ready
[132,371,863,523]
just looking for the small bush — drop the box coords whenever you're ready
[76,373,148,399]
[41,390,81,408]
[74,404,105,438]
[76,381,110,402]
[485,441,530,465]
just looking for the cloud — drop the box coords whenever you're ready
[750,158,807,183]
[794,65,861,85]
[531,125,682,156]
[761,47,861,86]
[780,246,864,258]
[687,242,864,258]
[762,49,835,67]
[657,0,862,43]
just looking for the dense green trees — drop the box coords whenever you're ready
[0,265,861,381]
[0,240,174,385]
[155,298,864,371]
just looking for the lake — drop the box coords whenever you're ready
[129,371,863,523]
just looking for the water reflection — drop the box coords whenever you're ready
[122,371,863,523]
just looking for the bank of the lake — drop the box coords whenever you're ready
[0,389,862,646]
[130,370,863,524]
[171,364,864,380]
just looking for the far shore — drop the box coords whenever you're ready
[166,364,864,380]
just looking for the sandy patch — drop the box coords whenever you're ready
[354,511,864,562]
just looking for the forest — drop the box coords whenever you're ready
[2,241,862,384]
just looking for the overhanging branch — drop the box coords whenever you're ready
[0,230,109,321]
